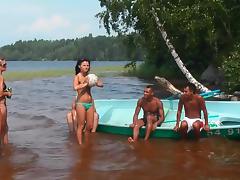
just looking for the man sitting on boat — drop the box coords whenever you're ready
[128,85,165,143]
[173,83,210,138]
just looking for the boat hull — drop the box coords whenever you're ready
[97,124,240,140]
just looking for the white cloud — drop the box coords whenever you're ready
[18,15,70,33]
[75,24,91,33]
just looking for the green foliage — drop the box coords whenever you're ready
[97,0,240,76]
[0,35,144,61]
[221,44,240,92]
[127,61,184,79]
[124,60,137,71]
[137,62,159,79]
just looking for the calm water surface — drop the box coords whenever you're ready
[0,62,240,179]
[7,61,138,71]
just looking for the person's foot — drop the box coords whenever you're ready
[128,137,134,143]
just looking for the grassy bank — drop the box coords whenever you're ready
[127,62,188,80]
[4,66,126,81]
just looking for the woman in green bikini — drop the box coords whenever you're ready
[73,58,103,144]
[66,98,99,133]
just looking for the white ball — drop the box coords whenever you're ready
[87,74,98,87]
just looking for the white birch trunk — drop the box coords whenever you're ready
[151,7,210,92]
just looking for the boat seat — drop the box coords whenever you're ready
[164,107,169,117]
[220,117,240,126]
[96,105,113,118]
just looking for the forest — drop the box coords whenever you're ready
[0,34,145,61]
[97,0,240,91]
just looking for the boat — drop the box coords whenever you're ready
[95,99,240,139]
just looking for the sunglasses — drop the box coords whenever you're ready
[0,63,7,67]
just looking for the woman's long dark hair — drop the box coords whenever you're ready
[75,58,90,75]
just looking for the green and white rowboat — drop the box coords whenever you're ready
[95,99,240,140]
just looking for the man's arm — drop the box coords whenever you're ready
[157,100,164,125]
[200,97,210,131]
[173,96,183,131]
[130,99,142,127]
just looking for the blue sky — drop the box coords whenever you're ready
[0,0,108,47]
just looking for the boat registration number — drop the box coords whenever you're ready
[207,128,240,136]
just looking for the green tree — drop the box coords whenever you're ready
[221,44,240,92]
[97,0,240,76]
[0,36,144,61]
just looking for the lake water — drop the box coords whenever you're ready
[7,60,136,71]
[0,61,240,179]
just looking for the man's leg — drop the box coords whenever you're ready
[72,109,78,132]
[67,111,74,132]
[179,120,188,138]
[128,120,144,143]
[192,120,203,139]
[144,115,157,141]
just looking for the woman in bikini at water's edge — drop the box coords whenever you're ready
[73,58,103,144]
[0,56,12,146]
[66,97,99,133]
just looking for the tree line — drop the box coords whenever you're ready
[0,34,145,61]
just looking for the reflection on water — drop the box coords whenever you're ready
[0,76,239,179]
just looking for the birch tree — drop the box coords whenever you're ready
[97,0,240,92]
[150,4,209,92]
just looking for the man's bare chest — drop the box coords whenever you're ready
[142,101,158,112]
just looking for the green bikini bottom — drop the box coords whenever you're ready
[76,102,93,111]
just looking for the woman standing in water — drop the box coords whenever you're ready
[73,58,103,144]
[0,56,12,145]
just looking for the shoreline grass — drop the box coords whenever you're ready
[4,66,126,81]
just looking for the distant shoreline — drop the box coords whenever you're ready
[5,66,126,81]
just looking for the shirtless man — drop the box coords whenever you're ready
[128,85,165,143]
[173,83,210,139]
[73,58,103,144]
